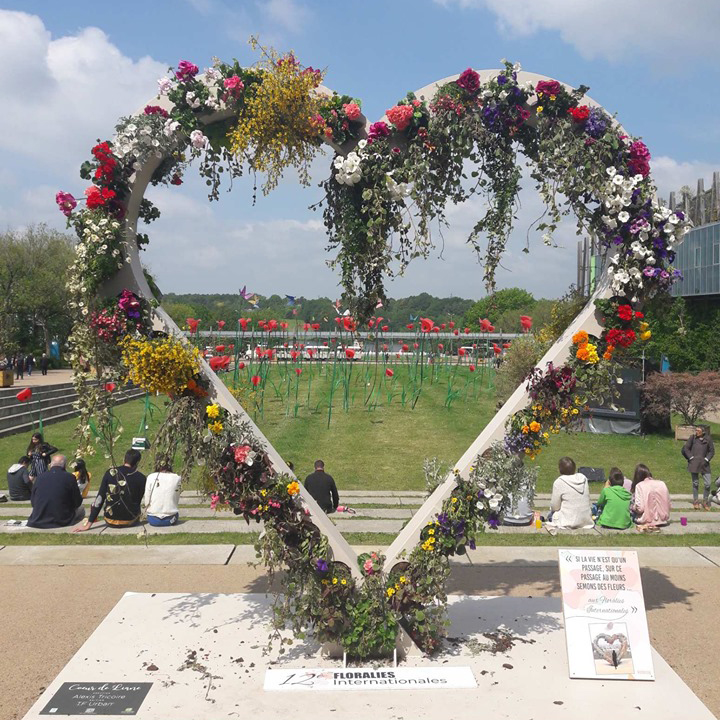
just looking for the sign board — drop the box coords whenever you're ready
[265,666,476,691]
[40,682,152,715]
[558,549,654,680]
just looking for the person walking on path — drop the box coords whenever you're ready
[40,353,49,376]
[682,426,715,510]
[26,432,58,481]
[25,353,34,376]
[304,460,339,514]
[14,354,24,380]
[27,455,84,529]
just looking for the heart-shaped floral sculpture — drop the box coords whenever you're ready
[59,42,689,659]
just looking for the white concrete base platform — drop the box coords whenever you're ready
[21,593,716,719]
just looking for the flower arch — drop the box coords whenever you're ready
[59,48,689,659]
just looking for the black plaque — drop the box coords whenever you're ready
[40,682,152,715]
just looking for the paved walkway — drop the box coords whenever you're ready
[4,369,73,387]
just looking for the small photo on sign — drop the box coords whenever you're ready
[589,622,634,675]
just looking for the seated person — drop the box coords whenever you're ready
[143,459,182,527]
[609,465,632,493]
[596,470,632,529]
[73,449,147,532]
[304,460,339,514]
[547,457,594,529]
[27,455,84,528]
[7,456,32,500]
[631,463,670,529]
[71,458,92,499]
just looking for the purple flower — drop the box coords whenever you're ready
[316,558,328,573]
[487,514,499,529]
[55,191,77,217]
[456,67,481,94]
[585,107,607,139]
[367,121,390,142]
[175,60,199,82]
[676,210,685,220]
[482,104,500,130]
[496,74,507,86]
[468,539,476,550]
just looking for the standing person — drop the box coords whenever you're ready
[40,353,50,376]
[304,460,339,514]
[74,449,147,531]
[27,455,84,528]
[7,456,33,501]
[14,353,24,380]
[27,432,58,481]
[631,463,671,531]
[25,353,34,376]
[547,457,594,530]
[682,426,715,510]
[143,458,182,526]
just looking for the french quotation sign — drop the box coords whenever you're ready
[558,549,654,681]
[40,682,152,715]
[264,666,476,691]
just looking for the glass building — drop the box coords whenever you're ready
[670,221,720,297]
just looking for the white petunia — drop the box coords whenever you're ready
[617,211,630,223]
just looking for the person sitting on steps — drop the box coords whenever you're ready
[304,459,339,514]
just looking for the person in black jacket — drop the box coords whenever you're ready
[304,460,339,514]
[27,456,84,528]
[27,432,58,480]
[682,426,715,510]
[74,448,147,531]
[14,354,24,380]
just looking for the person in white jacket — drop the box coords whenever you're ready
[143,459,182,527]
[547,457,594,530]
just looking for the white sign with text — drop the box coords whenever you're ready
[264,666,477,691]
[559,548,654,680]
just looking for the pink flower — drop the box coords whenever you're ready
[210,494,220,510]
[363,558,374,574]
[386,104,414,131]
[234,445,252,464]
[367,121,391,142]
[535,79,561,97]
[628,140,651,177]
[223,75,245,98]
[144,105,169,118]
[175,60,199,82]
[456,68,480,94]
[342,102,361,121]
[55,191,77,217]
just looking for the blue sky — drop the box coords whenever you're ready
[1,0,718,301]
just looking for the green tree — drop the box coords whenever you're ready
[463,287,536,330]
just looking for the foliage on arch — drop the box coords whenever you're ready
[57,46,690,659]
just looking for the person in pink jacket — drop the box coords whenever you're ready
[631,464,671,532]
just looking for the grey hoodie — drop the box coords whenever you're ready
[549,473,594,529]
[7,463,32,500]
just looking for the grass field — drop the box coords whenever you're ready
[0,364,717,497]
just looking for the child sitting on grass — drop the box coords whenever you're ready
[596,470,632,530]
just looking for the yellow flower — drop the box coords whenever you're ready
[206,404,220,419]
[332,577,338,585]
[639,321,649,332]
[399,576,407,583]
[543,432,549,439]
[387,587,395,597]
[536,106,543,115]
[260,489,267,497]
[451,497,458,504]
[208,420,224,434]
[287,481,300,496]
[641,330,652,341]
[341,578,347,585]
[529,421,541,433]
[428,528,435,535]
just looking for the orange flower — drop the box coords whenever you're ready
[529,421,541,433]
[576,346,590,362]
[572,330,589,346]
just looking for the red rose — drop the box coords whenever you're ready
[469,365,475,372]
[458,348,466,356]
[402,344,409,353]
[345,348,355,359]
[420,318,434,333]
[385,368,394,377]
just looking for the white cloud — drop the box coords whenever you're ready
[649,156,718,202]
[259,0,309,33]
[0,10,166,171]
[435,0,720,67]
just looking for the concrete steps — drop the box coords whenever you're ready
[0,382,146,438]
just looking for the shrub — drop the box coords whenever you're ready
[642,371,720,426]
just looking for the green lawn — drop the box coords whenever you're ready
[0,531,717,547]
[0,365,717,498]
